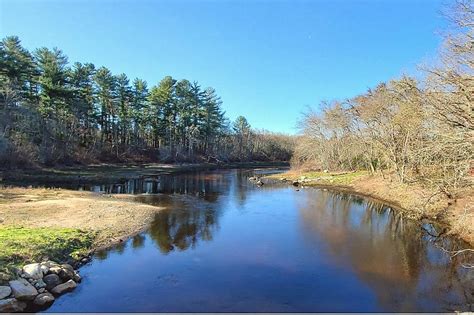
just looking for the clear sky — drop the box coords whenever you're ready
[1,0,446,134]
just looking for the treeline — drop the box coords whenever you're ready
[0,38,294,167]
[293,0,473,195]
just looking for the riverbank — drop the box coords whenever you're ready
[0,187,164,280]
[265,170,474,246]
[0,162,288,278]
[0,161,289,186]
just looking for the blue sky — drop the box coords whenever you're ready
[1,0,446,134]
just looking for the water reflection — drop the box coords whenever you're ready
[86,172,228,201]
[45,169,473,312]
[81,168,284,197]
[297,190,473,311]
[149,207,220,253]
[132,234,145,249]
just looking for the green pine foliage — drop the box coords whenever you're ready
[0,36,295,166]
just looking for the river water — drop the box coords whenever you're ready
[45,168,473,312]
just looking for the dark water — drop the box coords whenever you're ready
[45,169,473,312]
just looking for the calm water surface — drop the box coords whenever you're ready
[46,169,473,312]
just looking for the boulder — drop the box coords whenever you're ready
[256,180,264,186]
[61,264,74,273]
[0,272,10,283]
[48,266,62,275]
[43,274,61,291]
[40,264,50,275]
[0,286,12,299]
[50,265,74,281]
[33,293,55,307]
[34,279,47,289]
[292,181,299,187]
[73,271,82,283]
[9,278,38,301]
[42,261,59,268]
[22,263,43,280]
[51,280,77,296]
[0,298,27,312]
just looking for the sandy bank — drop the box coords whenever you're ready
[0,187,164,248]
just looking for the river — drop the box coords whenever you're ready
[44,168,473,312]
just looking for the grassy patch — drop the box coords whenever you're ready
[267,170,369,185]
[0,226,95,278]
[304,170,368,185]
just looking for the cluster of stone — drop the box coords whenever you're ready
[248,176,264,186]
[0,261,84,312]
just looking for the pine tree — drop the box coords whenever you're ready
[94,67,117,152]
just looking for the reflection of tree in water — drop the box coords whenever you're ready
[86,170,231,199]
[94,241,127,260]
[132,234,146,249]
[148,205,220,254]
[95,249,108,261]
[298,190,473,311]
[232,169,268,207]
[234,170,250,206]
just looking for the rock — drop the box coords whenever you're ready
[42,261,59,268]
[33,293,55,307]
[256,180,264,186]
[22,263,43,280]
[81,258,89,264]
[50,265,74,281]
[73,271,82,283]
[51,280,76,296]
[248,177,257,181]
[38,288,46,293]
[43,274,61,290]
[0,298,27,312]
[61,264,74,272]
[323,169,329,173]
[40,264,50,275]
[34,279,46,289]
[0,272,11,283]
[9,278,38,301]
[292,181,299,187]
[61,269,75,281]
[49,266,61,275]
[0,286,12,299]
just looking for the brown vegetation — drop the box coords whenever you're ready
[267,170,474,245]
[290,0,473,244]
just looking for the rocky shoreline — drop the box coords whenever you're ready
[0,257,90,312]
